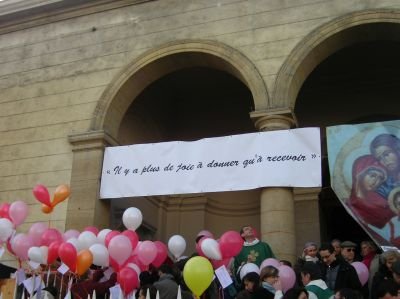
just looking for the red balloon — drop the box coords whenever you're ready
[48,241,62,264]
[84,226,99,236]
[121,230,139,250]
[41,228,63,247]
[118,267,139,295]
[219,231,243,258]
[0,203,11,220]
[58,242,77,272]
[105,230,120,248]
[131,255,147,272]
[32,184,51,207]
[211,257,232,269]
[152,241,168,267]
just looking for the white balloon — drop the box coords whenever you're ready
[89,243,109,267]
[0,218,13,241]
[28,247,43,264]
[97,229,112,245]
[122,207,143,231]
[78,231,98,249]
[201,238,222,260]
[240,263,260,280]
[168,235,186,259]
[67,237,84,252]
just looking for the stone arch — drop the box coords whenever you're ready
[92,39,269,138]
[273,9,400,109]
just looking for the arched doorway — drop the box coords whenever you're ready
[67,40,269,253]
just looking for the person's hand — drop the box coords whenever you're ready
[273,279,282,291]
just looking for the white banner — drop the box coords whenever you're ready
[100,128,321,198]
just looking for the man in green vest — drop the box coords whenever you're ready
[301,262,334,299]
[234,225,275,271]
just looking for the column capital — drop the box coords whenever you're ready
[250,108,297,131]
[68,130,119,151]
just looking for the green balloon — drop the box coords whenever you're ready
[183,256,214,297]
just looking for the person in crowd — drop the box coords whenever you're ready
[300,262,333,299]
[259,265,283,299]
[280,260,293,267]
[242,272,268,299]
[340,241,358,263]
[360,240,378,268]
[234,225,275,270]
[375,280,400,299]
[153,264,180,299]
[391,260,400,287]
[331,240,342,257]
[371,250,400,299]
[302,242,320,263]
[0,262,17,279]
[334,288,362,299]
[70,268,117,299]
[319,243,361,292]
[282,288,309,299]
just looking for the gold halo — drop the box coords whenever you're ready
[388,186,400,214]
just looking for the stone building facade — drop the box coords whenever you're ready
[1,0,400,264]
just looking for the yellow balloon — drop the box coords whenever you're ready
[183,256,214,297]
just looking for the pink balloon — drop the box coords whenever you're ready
[152,241,168,267]
[41,228,63,247]
[219,231,243,258]
[260,258,281,269]
[32,184,51,207]
[352,261,369,286]
[105,230,120,248]
[11,233,34,261]
[63,229,80,241]
[108,235,132,266]
[278,265,296,292]
[122,230,139,250]
[0,203,11,220]
[28,222,49,246]
[84,226,99,236]
[9,201,29,226]
[137,241,157,266]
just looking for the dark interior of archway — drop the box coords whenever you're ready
[296,40,400,247]
[119,67,256,144]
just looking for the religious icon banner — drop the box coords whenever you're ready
[100,128,321,198]
[327,120,400,249]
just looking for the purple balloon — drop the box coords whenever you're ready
[63,229,80,241]
[278,265,296,292]
[351,261,369,286]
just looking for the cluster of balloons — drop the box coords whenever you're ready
[32,184,70,214]
[195,230,243,269]
[239,258,296,292]
[0,201,29,244]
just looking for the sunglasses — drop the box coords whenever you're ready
[345,248,355,252]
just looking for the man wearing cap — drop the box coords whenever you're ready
[234,225,275,270]
[319,243,361,292]
[340,241,358,263]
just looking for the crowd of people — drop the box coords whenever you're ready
[2,225,400,299]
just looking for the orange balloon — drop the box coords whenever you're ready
[76,249,93,276]
[52,184,70,207]
[41,204,53,214]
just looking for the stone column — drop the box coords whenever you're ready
[67,130,118,230]
[250,109,297,263]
